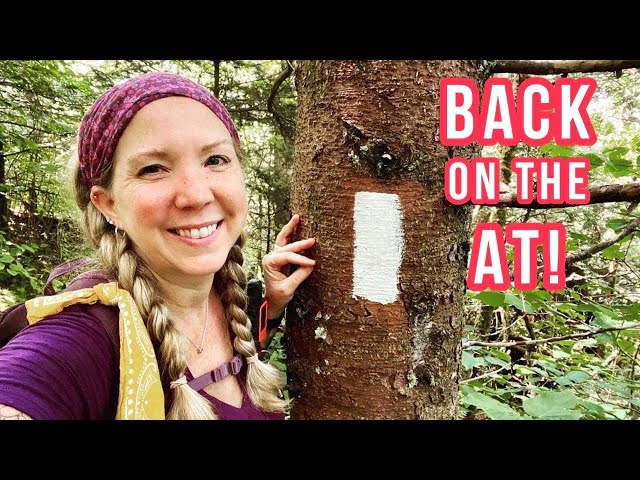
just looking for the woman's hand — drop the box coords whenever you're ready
[262,214,316,319]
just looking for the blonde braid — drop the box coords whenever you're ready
[73,158,217,420]
[215,233,288,413]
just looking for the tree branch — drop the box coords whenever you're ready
[566,217,640,265]
[463,323,640,348]
[2,149,33,157]
[267,61,293,138]
[495,183,640,209]
[0,120,53,135]
[3,145,58,158]
[492,60,640,75]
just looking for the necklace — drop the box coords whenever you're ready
[184,298,209,354]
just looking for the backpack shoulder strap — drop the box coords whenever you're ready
[65,270,120,351]
[0,303,29,349]
[43,257,94,295]
[0,267,119,351]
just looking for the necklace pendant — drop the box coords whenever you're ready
[197,347,204,354]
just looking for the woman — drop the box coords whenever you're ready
[0,72,316,420]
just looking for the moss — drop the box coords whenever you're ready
[407,369,419,389]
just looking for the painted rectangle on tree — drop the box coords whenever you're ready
[352,191,404,304]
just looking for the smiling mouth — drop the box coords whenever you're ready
[171,222,219,239]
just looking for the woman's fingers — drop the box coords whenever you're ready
[264,251,316,269]
[287,265,314,286]
[267,266,315,303]
[274,237,315,253]
[275,214,301,247]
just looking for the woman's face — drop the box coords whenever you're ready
[92,96,248,285]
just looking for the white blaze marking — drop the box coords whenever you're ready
[353,192,404,304]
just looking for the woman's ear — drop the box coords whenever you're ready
[90,186,119,225]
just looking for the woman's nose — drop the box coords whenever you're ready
[174,167,214,209]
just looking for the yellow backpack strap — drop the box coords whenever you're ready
[25,282,165,420]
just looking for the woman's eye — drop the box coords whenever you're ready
[138,164,164,176]
[206,155,228,167]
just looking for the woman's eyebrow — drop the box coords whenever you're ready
[126,139,233,165]
[201,139,233,153]
[126,148,169,165]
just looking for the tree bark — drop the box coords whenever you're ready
[288,60,483,419]
[492,60,640,75]
[0,140,7,230]
[495,183,640,209]
[213,60,221,98]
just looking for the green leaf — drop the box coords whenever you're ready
[0,255,14,263]
[609,408,627,420]
[555,370,590,385]
[604,147,633,177]
[606,146,630,164]
[570,232,590,241]
[553,376,573,387]
[607,218,630,233]
[21,244,37,253]
[566,240,579,252]
[467,290,506,307]
[573,338,598,349]
[530,366,549,377]
[580,400,606,417]
[539,142,573,157]
[462,390,523,420]
[488,349,512,362]
[601,244,624,260]
[539,143,554,154]
[269,359,286,372]
[461,351,479,370]
[580,153,604,168]
[596,333,615,344]
[515,365,536,376]
[551,145,574,158]
[525,289,552,302]
[484,355,509,367]
[505,293,536,313]
[522,391,582,420]
[551,350,570,359]
[523,289,552,309]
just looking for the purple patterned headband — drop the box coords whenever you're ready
[78,72,240,187]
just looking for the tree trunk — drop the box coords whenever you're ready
[287,60,483,419]
[213,60,221,98]
[0,140,7,230]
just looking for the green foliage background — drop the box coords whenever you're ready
[0,61,638,419]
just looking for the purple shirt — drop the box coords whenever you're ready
[0,305,284,420]
[185,367,284,420]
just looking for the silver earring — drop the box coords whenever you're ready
[106,217,114,225]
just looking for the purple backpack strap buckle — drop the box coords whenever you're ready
[230,355,243,375]
[213,363,230,382]
[187,355,244,391]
